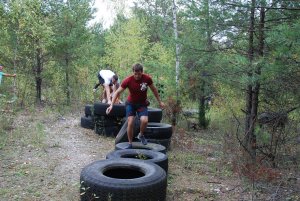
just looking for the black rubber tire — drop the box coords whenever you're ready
[115,142,166,154]
[80,159,167,201]
[148,138,171,150]
[84,104,94,117]
[81,116,94,129]
[94,125,120,137]
[106,149,168,172]
[114,117,140,144]
[94,125,103,135]
[148,107,162,122]
[104,126,121,137]
[94,102,126,117]
[94,115,121,127]
[144,123,173,139]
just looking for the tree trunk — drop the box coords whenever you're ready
[172,0,180,126]
[244,0,256,160]
[35,46,42,104]
[65,57,70,105]
[198,0,212,129]
[251,3,265,131]
[199,79,207,128]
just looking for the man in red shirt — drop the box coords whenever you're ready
[106,63,165,148]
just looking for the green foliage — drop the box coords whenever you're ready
[0,0,99,107]
[144,42,176,103]
[49,0,95,105]
[261,20,300,108]
[102,17,149,77]
[255,126,270,144]
[0,0,299,136]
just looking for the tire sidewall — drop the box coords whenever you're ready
[106,149,168,172]
[115,142,167,154]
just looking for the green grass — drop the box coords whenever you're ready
[0,114,14,149]
[0,188,9,196]
[195,138,220,146]
[0,109,48,151]
[0,132,8,149]
[169,151,206,170]
[29,122,46,146]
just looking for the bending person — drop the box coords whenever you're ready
[93,69,118,104]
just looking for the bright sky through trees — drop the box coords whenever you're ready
[90,0,135,29]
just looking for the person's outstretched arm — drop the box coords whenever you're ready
[149,84,165,109]
[4,73,16,77]
[106,86,125,114]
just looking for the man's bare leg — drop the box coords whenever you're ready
[139,116,148,134]
[138,116,148,145]
[127,116,135,142]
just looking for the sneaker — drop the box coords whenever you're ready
[125,143,132,149]
[137,133,148,145]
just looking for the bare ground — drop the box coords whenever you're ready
[0,108,299,201]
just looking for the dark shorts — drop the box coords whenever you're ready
[126,101,148,118]
[97,74,105,85]
[97,74,113,86]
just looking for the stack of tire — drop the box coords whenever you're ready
[80,103,126,137]
[80,104,173,148]
[93,103,126,137]
[80,104,95,130]
[115,107,173,150]
[80,106,173,201]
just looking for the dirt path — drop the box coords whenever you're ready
[0,110,114,201]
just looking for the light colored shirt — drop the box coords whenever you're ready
[99,70,115,86]
[0,72,4,84]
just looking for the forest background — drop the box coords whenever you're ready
[0,0,299,200]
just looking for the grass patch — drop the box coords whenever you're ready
[12,121,46,148]
[29,122,46,146]
[0,132,8,149]
[195,138,220,146]
[169,151,206,171]
[0,188,9,196]
[0,114,15,149]
[5,162,52,199]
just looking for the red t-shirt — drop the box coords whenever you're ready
[121,74,153,104]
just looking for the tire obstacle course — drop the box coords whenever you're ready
[79,102,173,201]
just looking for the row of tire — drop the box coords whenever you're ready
[79,103,173,200]
[80,144,169,201]
[80,103,173,149]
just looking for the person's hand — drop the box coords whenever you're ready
[106,105,113,114]
[159,101,165,109]
[13,74,16,77]
[93,88,97,93]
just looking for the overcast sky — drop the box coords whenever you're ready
[90,0,134,29]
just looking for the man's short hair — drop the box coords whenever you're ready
[112,75,118,81]
[132,63,143,72]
